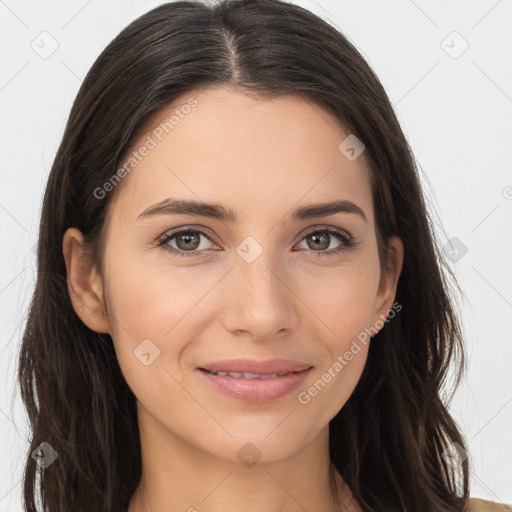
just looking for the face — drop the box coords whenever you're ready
[68,86,402,464]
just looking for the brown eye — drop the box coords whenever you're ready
[296,227,354,257]
[174,230,201,251]
[305,231,331,251]
[157,228,216,258]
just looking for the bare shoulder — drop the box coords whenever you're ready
[469,498,512,512]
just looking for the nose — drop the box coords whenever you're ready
[221,248,297,340]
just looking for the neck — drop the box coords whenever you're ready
[127,405,357,512]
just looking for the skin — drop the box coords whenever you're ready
[63,86,403,512]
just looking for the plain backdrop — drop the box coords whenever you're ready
[1,0,511,510]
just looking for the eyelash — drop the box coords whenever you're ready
[155,226,356,259]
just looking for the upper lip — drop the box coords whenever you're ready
[198,358,313,375]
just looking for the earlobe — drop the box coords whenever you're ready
[62,227,111,334]
[370,236,404,330]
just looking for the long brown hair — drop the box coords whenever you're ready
[17,0,470,510]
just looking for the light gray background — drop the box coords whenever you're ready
[1,0,511,510]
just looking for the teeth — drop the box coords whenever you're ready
[207,370,290,379]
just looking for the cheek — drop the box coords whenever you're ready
[293,260,379,338]
[103,261,209,420]
[292,264,377,424]
[103,254,225,377]
[299,317,371,431]
[105,249,214,332]
[301,344,369,432]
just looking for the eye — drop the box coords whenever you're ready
[294,227,355,257]
[156,228,217,258]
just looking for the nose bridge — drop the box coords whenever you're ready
[223,236,293,336]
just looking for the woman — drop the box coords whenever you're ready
[17,0,510,510]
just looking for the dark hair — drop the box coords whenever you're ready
[17,0,470,510]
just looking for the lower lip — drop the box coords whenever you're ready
[197,368,312,404]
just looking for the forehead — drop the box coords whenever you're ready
[108,86,373,226]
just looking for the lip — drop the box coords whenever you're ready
[196,359,313,404]
[198,358,312,374]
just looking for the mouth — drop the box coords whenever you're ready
[199,368,305,379]
[197,357,312,375]
[197,365,313,404]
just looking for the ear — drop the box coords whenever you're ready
[62,227,111,334]
[370,235,404,331]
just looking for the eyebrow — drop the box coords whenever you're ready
[137,198,368,224]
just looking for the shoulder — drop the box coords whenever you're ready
[469,498,512,512]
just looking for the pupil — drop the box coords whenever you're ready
[178,232,199,250]
[309,232,329,250]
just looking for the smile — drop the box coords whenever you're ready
[203,369,292,379]
[198,367,312,403]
